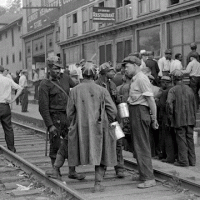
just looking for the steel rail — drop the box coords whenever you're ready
[9,121,200,197]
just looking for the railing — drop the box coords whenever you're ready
[116,5,132,22]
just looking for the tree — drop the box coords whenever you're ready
[6,0,22,14]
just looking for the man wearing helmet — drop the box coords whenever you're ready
[95,62,125,178]
[67,62,117,192]
[186,42,200,65]
[167,69,196,167]
[38,56,85,180]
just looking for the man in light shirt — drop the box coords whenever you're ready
[3,68,13,79]
[158,49,173,77]
[0,66,22,152]
[19,69,28,112]
[181,52,200,109]
[170,53,183,73]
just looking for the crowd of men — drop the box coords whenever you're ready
[0,41,199,193]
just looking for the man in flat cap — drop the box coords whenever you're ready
[158,49,173,77]
[19,69,28,112]
[186,42,200,65]
[167,70,196,167]
[123,55,158,188]
[67,62,117,192]
[39,56,84,181]
[182,52,200,109]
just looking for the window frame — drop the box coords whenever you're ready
[82,7,88,34]
[66,15,72,38]
[138,0,160,16]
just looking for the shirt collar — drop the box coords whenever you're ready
[132,71,143,82]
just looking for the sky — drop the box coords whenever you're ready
[0,0,7,7]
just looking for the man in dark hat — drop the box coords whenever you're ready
[39,56,85,180]
[67,62,117,192]
[158,49,173,77]
[123,55,158,188]
[186,42,200,65]
[167,70,196,167]
[182,52,200,109]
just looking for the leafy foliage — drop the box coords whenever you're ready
[6,0,22,14]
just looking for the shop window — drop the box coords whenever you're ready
[67,15,72,38]
[116,0,132,22]
[12,54,15,63]
[27,46,30,53]
[40,42,43,49]
[6,56,9,65]
[19,51,21,61]
[1,57,3,65]
[35,44,38,51]
[138,0,160,15]
[138,26,161,57]
[82,8,88,33]
[99,43,112,65]
[116,39,132,63]
[49,39,52,47]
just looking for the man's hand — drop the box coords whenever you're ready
[152,119,159,130]
[49,125,58,142]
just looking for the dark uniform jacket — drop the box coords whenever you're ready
[38,75,75,128]
[166,84,196,128]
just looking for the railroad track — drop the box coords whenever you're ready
[0,121,199,200]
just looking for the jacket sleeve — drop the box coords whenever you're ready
[104,89,117,123]
[38,81,53,128]
[166,88,175,119]
[67,89,76,124]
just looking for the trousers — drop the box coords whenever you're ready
[0,104,15,152]
[129,105,154,181]
[190,76,200,109]
[21,88,28,112]
[175,125,196,166]
[49,112,69,159]
[114,138,124,172]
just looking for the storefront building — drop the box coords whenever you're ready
[59,0,200,68]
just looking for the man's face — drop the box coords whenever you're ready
[165,53,172,60]
[3,70,8,76]
[125,63,137,78]
[106,69,115,79]
[160,80,170,89]
[50,65,61,79]
[178,55,182,61]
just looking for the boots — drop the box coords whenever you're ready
[93,165,105,193]
[68,166,86,180]
[45,155,64,180]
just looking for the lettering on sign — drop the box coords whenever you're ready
[93,7,116,23]
[34,20,42,29]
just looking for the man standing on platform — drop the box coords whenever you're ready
[19,70,28,112]
[186,42,200,65]
[39,56,84,180]
[67,62,117,192]
[158,49,173,77]
[0,66,22,152]
[32,68,40,100]
[122,55,158,188]
[167,70,196,167]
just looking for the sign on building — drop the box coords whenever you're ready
[93,7,116,23]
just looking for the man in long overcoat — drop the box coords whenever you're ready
[67,62,117,192]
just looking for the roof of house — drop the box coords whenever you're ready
[0,13,22,25]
